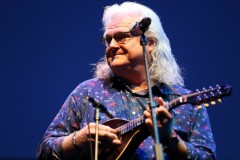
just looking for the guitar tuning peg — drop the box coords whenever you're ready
[218,98,222,103]
[209,86,213,89]
[210,100,216,105]
[204,103,209,107]
[216,84,220,89]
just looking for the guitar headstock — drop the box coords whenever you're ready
[187,84,232,108]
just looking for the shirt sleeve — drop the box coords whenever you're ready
[185,105,216,160]
[36,92,84,160]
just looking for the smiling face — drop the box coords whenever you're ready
[104,17,154,83]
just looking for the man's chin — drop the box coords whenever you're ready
[109,61,129,71]
[109,59,124,67]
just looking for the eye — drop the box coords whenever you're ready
[114,32,127,43]
[101,32,133,47]
[123,32,133,38]
[105,35,112,44]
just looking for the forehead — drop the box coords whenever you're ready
[105,17,138,35]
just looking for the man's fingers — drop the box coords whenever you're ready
[154,97,165,107]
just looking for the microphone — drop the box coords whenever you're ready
[130,17,151,36]
[88,96,114,119]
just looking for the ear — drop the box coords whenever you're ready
[147,37,156,46]
[147,37,156,54]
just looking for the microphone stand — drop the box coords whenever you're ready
[88,96,114,160]
[140,34,164,160]
[94,107,100,160]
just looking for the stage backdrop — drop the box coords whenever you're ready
[0,0,239,159]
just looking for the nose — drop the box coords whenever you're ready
[105,45,119,58]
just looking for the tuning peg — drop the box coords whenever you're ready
[218,98,222,103]
[197,89,202,94]
[216,84,220,89]
[204,93,208,99]
[217,90,222,95]
[210,100,216,105]
[204,103,209,107]
[210,91,215,96]
[197,96,201,101]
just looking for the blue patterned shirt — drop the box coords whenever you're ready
[37,77,216,160]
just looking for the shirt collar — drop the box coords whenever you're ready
[110,76,175,98]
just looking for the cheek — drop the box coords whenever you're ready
[105,48,110,57]
[105,53,112,65]
[105,49,114,63]
[105,49,115,64]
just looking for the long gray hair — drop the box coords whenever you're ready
[94,2,184,87]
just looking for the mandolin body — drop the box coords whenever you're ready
[100,118,149,160]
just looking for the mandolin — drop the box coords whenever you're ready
[100,84,232,160]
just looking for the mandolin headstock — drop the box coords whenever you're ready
[191,84,232,108]
[168,84,232,110]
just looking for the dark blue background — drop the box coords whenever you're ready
[0,0,239,159]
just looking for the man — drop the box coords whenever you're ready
[37,2,216,160]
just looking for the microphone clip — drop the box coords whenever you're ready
[88,96,114,119]
[130,17,151,37]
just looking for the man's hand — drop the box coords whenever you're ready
[143,97,174,142]
[74,123,121,151]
